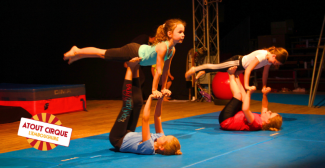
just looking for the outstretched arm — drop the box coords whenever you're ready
[154,97,164,134]
[161,48,175,96]
[242,88,256,123]
[262,64,271,90]
[244,58,259,91]
[142,95,154,142]
[261,87,271,113]
[152,43,167,98]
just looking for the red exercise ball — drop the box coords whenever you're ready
[212,72,244,100]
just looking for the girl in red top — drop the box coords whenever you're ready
[219,66,282,131]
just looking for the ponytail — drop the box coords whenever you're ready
[153,25,169,45]
[152,19,186,46]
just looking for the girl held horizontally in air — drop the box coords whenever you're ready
[218,66,282,131]
[64,19,186,99]
[185,47,288,91]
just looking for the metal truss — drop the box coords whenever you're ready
[191,0,222,100]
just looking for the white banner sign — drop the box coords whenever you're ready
[17,117,72,147]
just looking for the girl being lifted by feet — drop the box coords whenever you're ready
[185,47,288,91]
[64,19,186,99]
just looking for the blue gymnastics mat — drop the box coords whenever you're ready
[251,92,325,107]
[1,112,325,168]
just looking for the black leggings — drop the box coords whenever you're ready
[104,43,145,85]
[109,78,143,150]
[218,97,243,124]
[195,55,245,73]
[104,43,141,62]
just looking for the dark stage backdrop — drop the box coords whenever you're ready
[1,0,324,100]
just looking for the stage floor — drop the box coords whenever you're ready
[1,97,325,167]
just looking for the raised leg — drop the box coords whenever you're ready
[108,67,134,149]
[227,66,242,101]
[64,46,106,64]
[218,66,243,124]
[235,70,246,101]
[126,63,144,132]
[108,59,141,149]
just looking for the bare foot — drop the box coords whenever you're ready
[129,57,142,63]
[262,87,271,94]
[64,46,79,60]
[247,86,256,92]
[64,46,81,64]
[126,57,141,70]
[185,67,196,78]
[195,71,206,81]
[227,66,237,75]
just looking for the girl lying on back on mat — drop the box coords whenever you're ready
[219,66,282,131]
[64,19,186,99]
[108,62,182,155]
[185,47,288,91]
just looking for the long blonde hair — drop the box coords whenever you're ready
[262,114,283,131]
[152,19,186,46]
[161,136,182,155]
[264,46,289,64]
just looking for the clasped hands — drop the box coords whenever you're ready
[152,89,171,99]
[245,86,271,95]
[261,86,271,94]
